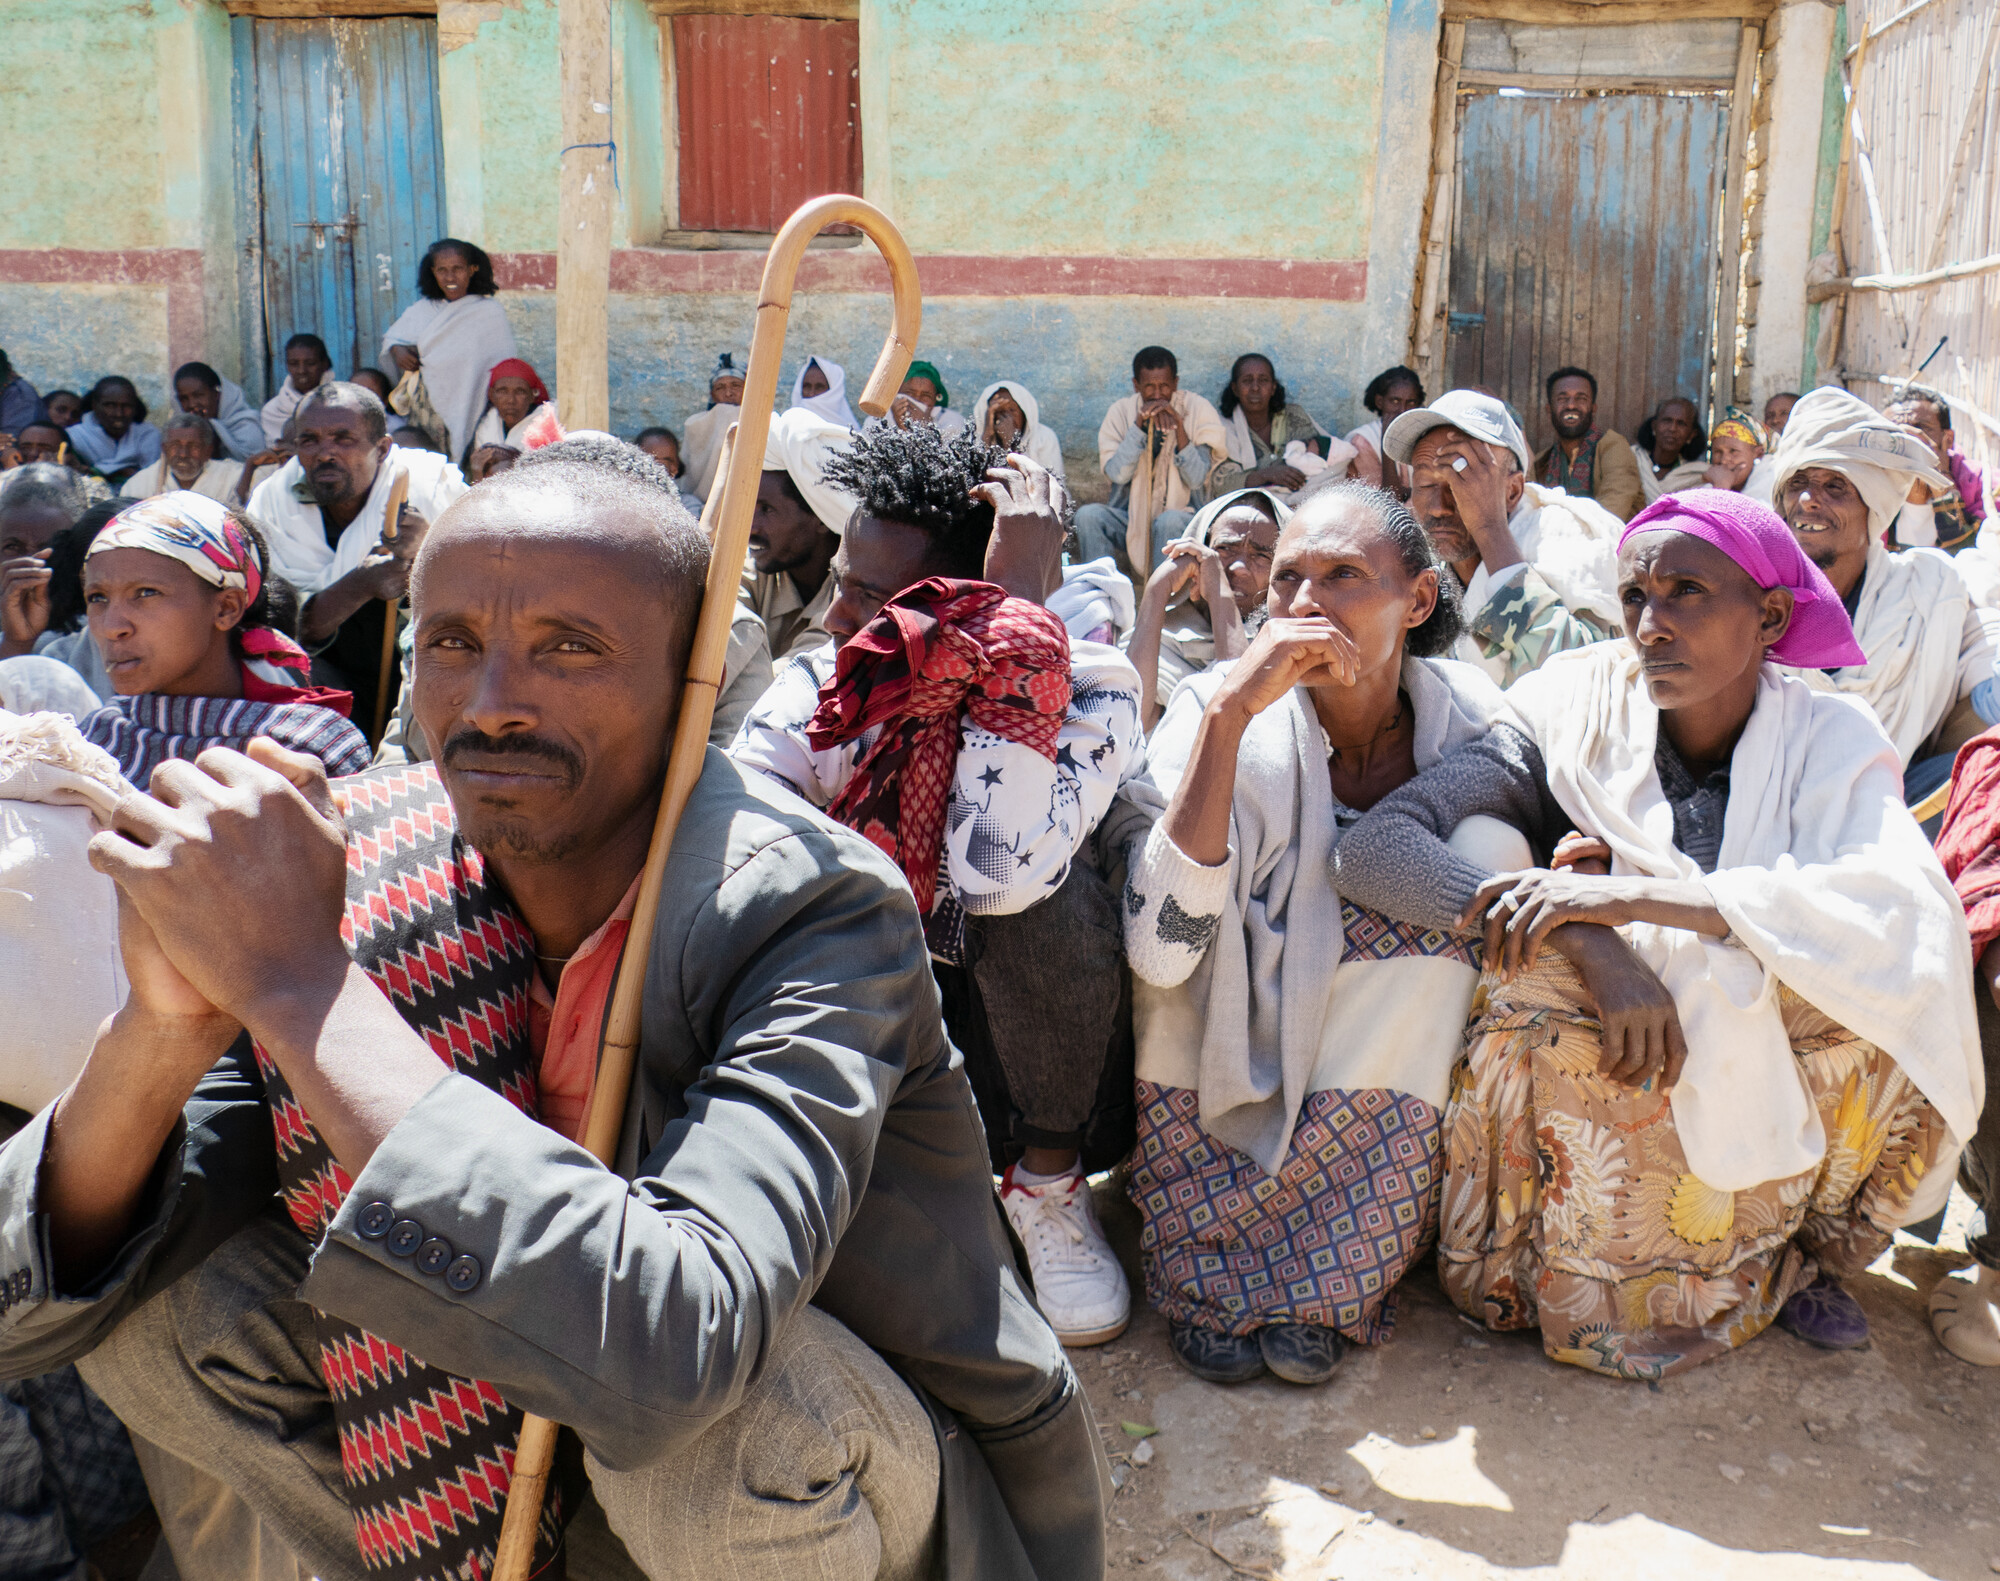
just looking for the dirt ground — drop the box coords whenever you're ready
[567,1179,2000,1581]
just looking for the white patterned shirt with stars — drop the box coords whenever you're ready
[728,635,1149,962]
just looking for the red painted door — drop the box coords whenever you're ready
[672,14,863,233]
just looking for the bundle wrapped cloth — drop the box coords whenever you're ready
[0,710,129,1113]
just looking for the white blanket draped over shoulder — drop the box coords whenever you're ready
[249,448,469,597]
[379,294,518,461]
[1781,541,1998,766]
[1504,641,1981,1198]
[1131,656,1510,1175]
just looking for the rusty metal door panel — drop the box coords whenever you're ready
[672,13,862,233]
[1447,92,1728,454]
[235,16,445,394]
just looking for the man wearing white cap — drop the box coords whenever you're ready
[1384,389,1624,686]
[741,406,860,663]
[1770,386,2000,804]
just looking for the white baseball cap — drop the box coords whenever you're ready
[1383,390,1532,475]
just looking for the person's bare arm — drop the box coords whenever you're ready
[971,454,1067,605]
[1160,617,1359,867]
[1131,546,1202,728]
[389,345,420,375]
[1980,935,2000,1012]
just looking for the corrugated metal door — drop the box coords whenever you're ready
[672,14,862,233]
[234,17,446,395]
[1447,92,1728,451]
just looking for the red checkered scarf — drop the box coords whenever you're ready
[805,578,1071,913]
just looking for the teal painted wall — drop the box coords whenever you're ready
[0,0,1443,485]
[862,0,1390,259]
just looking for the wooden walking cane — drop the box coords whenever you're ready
[369,470,412,744]
[490,194,922,1581]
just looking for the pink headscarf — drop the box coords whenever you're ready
[1619,487,1867,668]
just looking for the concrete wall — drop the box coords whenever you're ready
[0,0,237,414]
[0,0,1442,478]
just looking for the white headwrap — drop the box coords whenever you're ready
[1770,386,1951,539]
[789,357,860,431]
[762,408,860,535]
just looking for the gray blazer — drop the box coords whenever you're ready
[0,749,1108,1579]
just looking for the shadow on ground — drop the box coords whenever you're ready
[562,1176,1998,1580]
[1078,1178,1999,1580]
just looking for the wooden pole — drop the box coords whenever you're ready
[488,195,921,1581]
[1922,12,2000,273]
[1823,19,1871,378]
[556,0,613,432]
[369,470,411,745]
[1712,21,1760,424]
[1808,250,2000,302]
[1409,21,1466,395]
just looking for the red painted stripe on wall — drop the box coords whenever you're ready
[0,248,207,371]
[492,251,1367,301]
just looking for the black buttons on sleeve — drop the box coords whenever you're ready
[356,1205,480,1293]
[416,1238,454,1276]
[385,1219,424,1258]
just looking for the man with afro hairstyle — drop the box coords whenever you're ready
[732,421,1152,1347]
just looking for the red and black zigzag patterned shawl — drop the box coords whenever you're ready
[256,763,564,1580]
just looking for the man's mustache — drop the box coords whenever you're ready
[441,728,584,787]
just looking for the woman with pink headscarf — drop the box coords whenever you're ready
[1331,489,1983,1378]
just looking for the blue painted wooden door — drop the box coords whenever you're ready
[233,17,446,398]
[1447,91,1730,451]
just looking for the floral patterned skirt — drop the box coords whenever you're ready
[1439,954,1951,1381]
[1129,1082,1443,1343]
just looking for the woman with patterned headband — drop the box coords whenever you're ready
[77,491,369,783]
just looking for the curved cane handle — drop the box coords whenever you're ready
[490,198,922,1581]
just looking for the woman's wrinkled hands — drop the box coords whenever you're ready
[1552,922,1690,1090]
[1462,865,1656,977]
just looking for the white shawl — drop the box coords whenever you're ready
[249,448,469,596]
[1506,642,1980,1196]
[682,403,741,502]
[968,382,1066,480]
[172,377,266,461]
[762,408,859,535]
[119,457,243,504]
[789,358,860,431]
[379,295,518,463]
[472,401,554,453]
[1784,541,1991,766]
[1137,656,1509,1173]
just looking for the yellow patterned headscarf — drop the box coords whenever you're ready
[1710,406,1767,453]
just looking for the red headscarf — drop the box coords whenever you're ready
[805,578,1071,913]
[487,357,550,407]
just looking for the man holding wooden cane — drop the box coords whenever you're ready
[0,437,1107,1580]
[249,382,468,734]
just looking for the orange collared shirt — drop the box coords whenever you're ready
[524,876,640,1144]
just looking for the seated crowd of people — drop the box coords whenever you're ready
[2,246,2000,1578]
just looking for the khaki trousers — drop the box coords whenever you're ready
[78,1215,940,1581]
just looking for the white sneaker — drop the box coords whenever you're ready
[1001,1166,1130,1346]
[1930,1263,2000,1365]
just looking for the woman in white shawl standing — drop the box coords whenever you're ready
[970,381,1065,480]
[1334,489,1980,1380]
[1123,483,1519,1387]
[380,238,518,464]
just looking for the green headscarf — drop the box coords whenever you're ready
[905,360,948,409]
